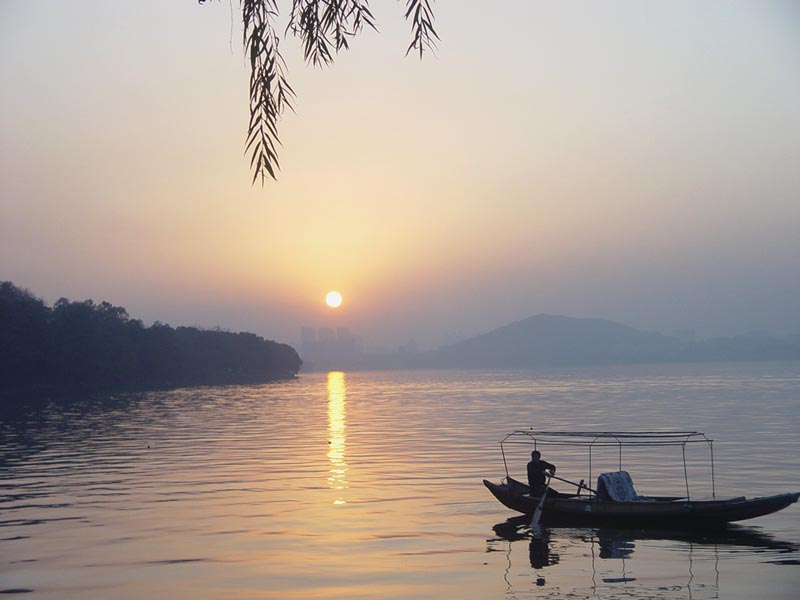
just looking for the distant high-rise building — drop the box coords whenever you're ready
[299,326,363,370]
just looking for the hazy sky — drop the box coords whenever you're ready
[2,1,799,350]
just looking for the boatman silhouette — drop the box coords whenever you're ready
[527,450,557,498]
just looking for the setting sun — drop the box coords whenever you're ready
[325,291,343,308]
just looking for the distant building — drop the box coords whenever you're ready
[300,326,360,370]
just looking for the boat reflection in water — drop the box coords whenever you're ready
[326,371,348,504]
[489,516,800,598]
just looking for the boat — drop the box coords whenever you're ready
[483,430,799,527]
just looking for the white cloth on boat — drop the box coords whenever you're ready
[596,471,653,502]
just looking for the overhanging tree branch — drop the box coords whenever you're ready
[199,0,437,186]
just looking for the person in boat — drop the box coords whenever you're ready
[527,450,557,498]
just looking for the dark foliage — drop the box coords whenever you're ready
[0,282,301,395]
[198,0,437,186]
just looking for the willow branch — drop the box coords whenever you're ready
[198,1,437,187]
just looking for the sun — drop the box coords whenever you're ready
[325,291,343,308]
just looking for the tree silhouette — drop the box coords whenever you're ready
[0,282,301,396]
[199,0,438,185]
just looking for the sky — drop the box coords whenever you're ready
[1,1,799,351]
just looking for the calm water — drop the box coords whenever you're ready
[1,363,799,599]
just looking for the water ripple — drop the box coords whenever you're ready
[1,363,799,599]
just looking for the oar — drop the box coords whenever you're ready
[550,474,597,495]
[531,473,552,528]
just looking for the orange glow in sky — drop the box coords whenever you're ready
[1,2,799,350]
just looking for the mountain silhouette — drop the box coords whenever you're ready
[430,314,688,368]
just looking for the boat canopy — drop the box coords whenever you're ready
[499,430,716,499]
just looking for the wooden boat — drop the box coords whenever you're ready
[483,430,799,527]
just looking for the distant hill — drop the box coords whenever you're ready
[691,331,800,363]
[426,314,800,368]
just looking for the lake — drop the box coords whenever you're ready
[1,362,799,598]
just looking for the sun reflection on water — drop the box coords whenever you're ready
[326,371,348,504]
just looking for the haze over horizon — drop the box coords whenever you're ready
[2,1,799,351]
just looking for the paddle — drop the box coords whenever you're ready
[531,473,553,528]
[550,474,597,495]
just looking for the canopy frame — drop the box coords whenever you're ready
[499,430,716,500]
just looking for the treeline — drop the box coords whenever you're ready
[0,282,301,393]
